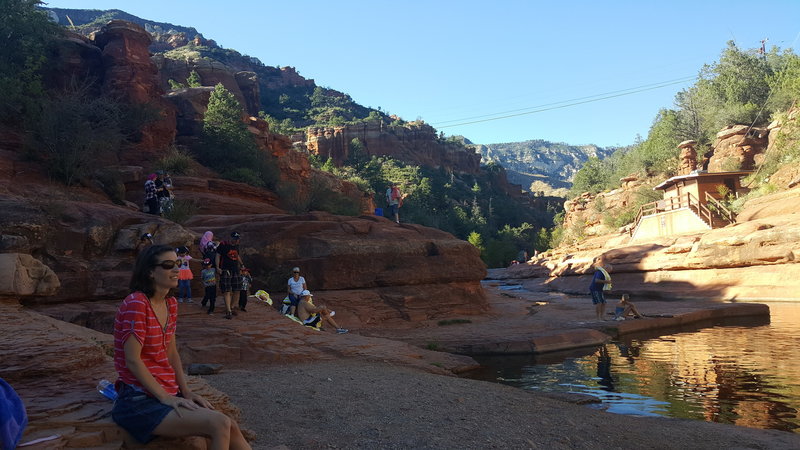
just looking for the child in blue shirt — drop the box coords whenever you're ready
[200,259,217,315]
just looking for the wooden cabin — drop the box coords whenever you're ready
[629,170,751,242]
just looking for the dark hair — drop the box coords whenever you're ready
[129,244,175,297]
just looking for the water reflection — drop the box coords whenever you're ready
[467,303,800,433]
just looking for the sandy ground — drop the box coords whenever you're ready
[203,359,800,449]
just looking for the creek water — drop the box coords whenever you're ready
[466,302,800,433]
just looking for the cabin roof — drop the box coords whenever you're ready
[654,170,753,191]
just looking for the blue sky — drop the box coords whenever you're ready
[45,1,800,147]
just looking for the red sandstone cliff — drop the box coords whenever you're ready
[1,18,488,324]
[305,120,482,175]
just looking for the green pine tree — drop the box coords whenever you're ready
[186,70,202,87]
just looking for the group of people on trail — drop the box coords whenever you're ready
[588,257,643,321]
[112,227,352,446]
[143,171,174,216]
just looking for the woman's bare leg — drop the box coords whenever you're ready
[153,407,250,450]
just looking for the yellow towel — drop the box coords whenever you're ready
[597,267,613,291]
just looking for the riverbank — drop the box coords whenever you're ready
[203,359,800,449]
[13,280,788,448]
[359,278,769,356]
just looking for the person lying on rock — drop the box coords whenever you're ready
[111,244,251,449]
[296,290,348,334]
[613,294,643,320]
[589,257,613,321]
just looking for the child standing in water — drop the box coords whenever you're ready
[176,247,193,303]
[200,259,217,314]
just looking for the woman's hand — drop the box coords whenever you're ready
[160,395,201,417]
[185,392,215,409]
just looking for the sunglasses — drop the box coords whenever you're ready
[293,271,300,273]
[153,260,179,270]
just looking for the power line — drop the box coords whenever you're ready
[434,77,698,129]
[432,75,697,126]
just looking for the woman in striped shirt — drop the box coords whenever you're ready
[112,244,251,448]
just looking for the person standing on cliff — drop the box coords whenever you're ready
[386,182,402,223]
[589,257,613,321]
[216,231,244,320]
[143,174,159,215]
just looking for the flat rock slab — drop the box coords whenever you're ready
[361,282,772,356]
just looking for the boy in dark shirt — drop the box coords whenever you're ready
[215,231,244,319]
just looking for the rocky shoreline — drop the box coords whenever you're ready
[11,280,799,449]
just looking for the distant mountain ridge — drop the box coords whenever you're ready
[475,140,615,195]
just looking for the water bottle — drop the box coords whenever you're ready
[97,379,118,401]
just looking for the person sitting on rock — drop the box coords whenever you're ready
[613,294,643,320]
[286,267,307,317]
[111,244,250,448]
[296,290,348,334]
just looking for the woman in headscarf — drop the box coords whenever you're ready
[199,231,217,267]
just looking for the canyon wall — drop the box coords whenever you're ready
[306,121,482,175]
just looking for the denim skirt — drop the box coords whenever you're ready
[111,383,175,443]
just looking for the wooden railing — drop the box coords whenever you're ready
[704,191,736,224]
[630,191,735,236]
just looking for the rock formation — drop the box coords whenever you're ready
[764,107,800,188]
[42,31,103,94]
[0,253,60,297]
[154,55,261,116]
[305,121,482,175]
[677,140,698,175]
[92,21,177,158]
[707,125,768,172]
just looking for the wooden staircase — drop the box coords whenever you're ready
[630,192,736,237]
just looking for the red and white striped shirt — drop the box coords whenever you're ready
[113,292,179,396]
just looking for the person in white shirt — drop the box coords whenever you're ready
[287,267,307,317]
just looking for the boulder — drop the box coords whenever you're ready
[0,253,60,297]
